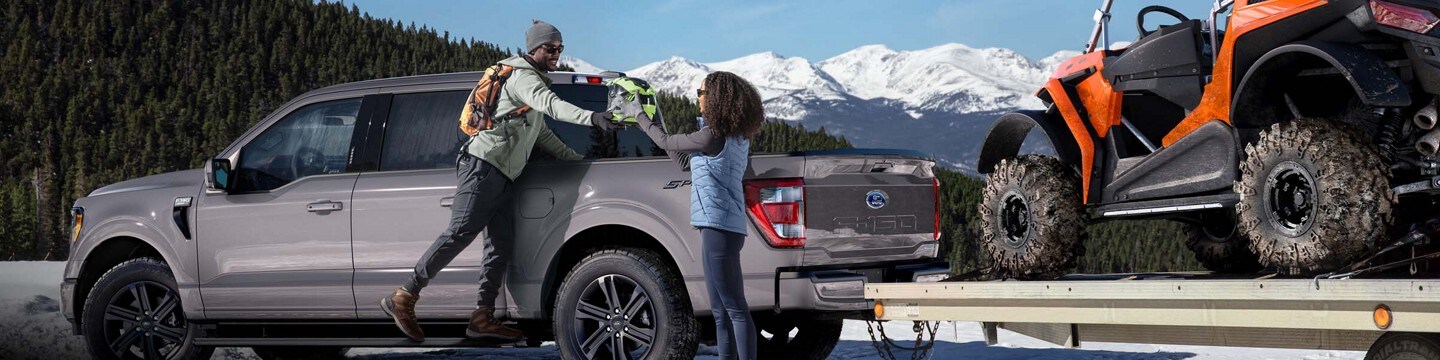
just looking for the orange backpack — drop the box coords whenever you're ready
[459,64,532,136]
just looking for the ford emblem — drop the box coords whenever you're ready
[865,190,888,209]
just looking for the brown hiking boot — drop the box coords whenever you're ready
[381,288,424,342]
[466,306,524,341]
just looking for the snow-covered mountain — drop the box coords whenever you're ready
[559,56,605,74]
[622,43,1081,173]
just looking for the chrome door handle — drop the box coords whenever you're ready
[306,200,343,212]
[440,197,454,207]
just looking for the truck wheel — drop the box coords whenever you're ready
[1236,119,1394,274]
[554,248,698,360]
[1365,333,1440,360]
[1183,210,1262,273]
[251,346,350,359]
[754,315,842,360]
[82,258,213,360]
[980,155,1086,279]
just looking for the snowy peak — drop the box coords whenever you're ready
[559,56,604,74]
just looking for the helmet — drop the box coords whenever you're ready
[606,77,659,124]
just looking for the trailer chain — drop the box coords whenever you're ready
[1322,218,1440,280]
[865,319,940,360]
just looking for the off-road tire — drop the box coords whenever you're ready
[754,315,842,360]
[1235,118,1394,275]
[554,247,698,360]
[1365,333,1440,360]
[251,346,350,360]
[1183,210,1263,273]
[82,258,213,360]
[980,155,1087,279]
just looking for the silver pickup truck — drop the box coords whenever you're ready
[60,71,947,360]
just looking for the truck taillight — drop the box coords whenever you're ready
[745,178,805,248]
[1372,0,1440,34]
[933,177,942,241]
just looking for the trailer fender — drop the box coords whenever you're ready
[977,109,1081,174]
[1233,41,1411,127]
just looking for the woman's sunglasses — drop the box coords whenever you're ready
[696,88,707,97]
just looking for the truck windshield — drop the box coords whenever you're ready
[545,84,665,159]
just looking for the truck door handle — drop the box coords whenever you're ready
[440,197,454,207]
[306,200,343,212]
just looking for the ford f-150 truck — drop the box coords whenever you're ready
[60,71,948,360]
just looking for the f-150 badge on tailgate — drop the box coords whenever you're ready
[865,190,888,209]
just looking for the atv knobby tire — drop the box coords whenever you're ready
[1235,119,1394,275]
[1183,210,1262,273]
[980,155,1086,279]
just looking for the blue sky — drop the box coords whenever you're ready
[342,0,1216,70]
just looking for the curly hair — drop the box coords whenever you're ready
[701,71,765,139]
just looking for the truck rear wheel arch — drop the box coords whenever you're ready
[543,225,684,322]
[1232,41,1411,130]
[74,236,164,332]
[977,109,1082,174]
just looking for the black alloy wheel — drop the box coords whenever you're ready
[572,274,657,360]
[102,281,188,359]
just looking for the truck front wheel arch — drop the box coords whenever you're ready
[74,237,164,329]
[977,109,1081,174]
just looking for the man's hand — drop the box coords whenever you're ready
[589,111,623,131]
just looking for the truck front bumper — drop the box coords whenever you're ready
[61,277,79,335]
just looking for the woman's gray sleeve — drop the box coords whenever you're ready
[633,112,723,171]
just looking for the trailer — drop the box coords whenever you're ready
[865,273,1440,360]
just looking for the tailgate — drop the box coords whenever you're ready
[800,149,940,266]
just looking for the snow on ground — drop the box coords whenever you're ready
[0,261,1365,359]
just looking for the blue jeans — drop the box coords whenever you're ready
[701,227,756,360]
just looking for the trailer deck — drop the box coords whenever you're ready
[865,274,1440,356]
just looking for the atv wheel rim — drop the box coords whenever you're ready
[1264,161,1317,237]
[103,280,187,360]
[1000,190,1033,248]
[572,274,655,360]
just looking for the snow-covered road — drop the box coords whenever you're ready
[0,261,1364,359]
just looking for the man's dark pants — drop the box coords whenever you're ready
[402,154,515,307]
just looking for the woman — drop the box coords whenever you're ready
[623,71,765,360]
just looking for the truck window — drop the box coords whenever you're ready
[236,98,361,192]
[379,91,470,171]
[542,84,664,160]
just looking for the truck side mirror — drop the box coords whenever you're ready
[210,159,233,192]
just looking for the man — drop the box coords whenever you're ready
[381,19,620,342]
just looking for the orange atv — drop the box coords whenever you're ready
[977,0,1440,277]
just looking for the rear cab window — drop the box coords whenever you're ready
[371,83,664,172]
[540,84,664,160]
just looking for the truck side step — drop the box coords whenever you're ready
[193,337,524,347]
[193,320,539,348]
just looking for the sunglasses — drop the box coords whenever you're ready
[539,43,564,54]
[696,88,707,97]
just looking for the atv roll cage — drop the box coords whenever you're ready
[1085,0,1235,63]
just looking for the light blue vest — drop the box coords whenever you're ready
[688,135,750,235]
